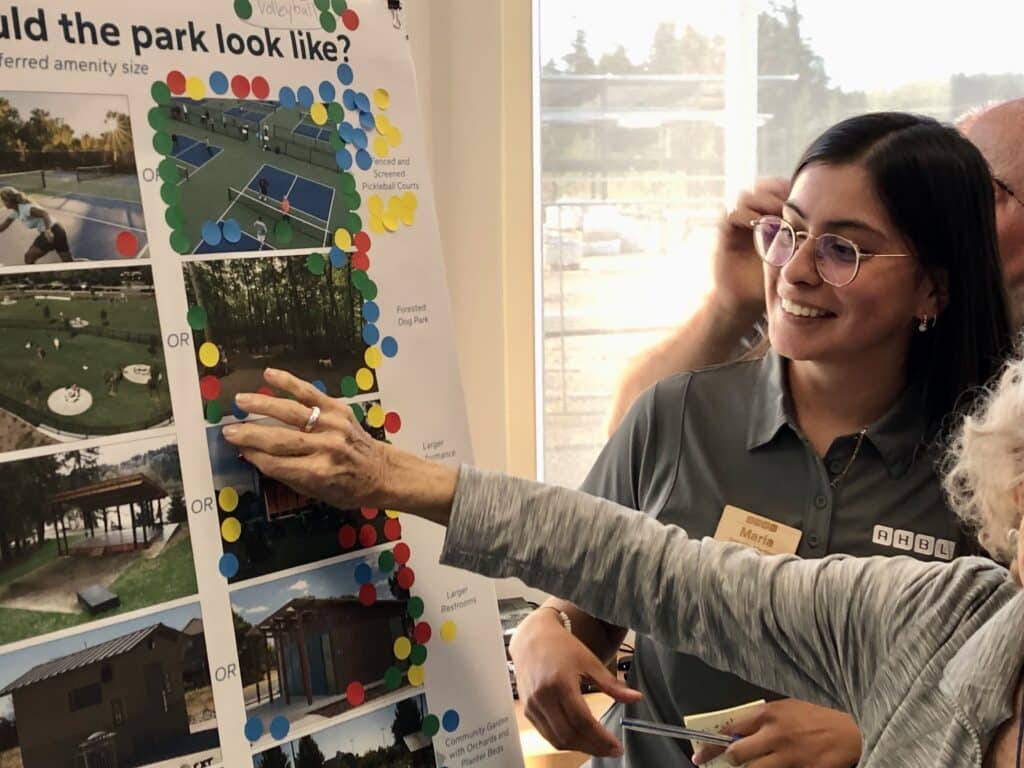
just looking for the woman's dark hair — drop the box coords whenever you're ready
[792,112,1012,428]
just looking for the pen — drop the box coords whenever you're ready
[621,717,740,747]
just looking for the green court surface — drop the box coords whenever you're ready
[169,100,350,252]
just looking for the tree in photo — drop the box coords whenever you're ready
[295,735,327,768]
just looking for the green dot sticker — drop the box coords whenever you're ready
[407,596,424,619]
[329,131,344,150]
[153,132,172,155]
[275,219,293,245]
[340,376,357,397]
[384,666,403,691]
[320,12,337,32]
[346,192,362,211]
[187,306,207,330]
[170,230,191,254]
[160,183,180,206]
[306,252,325,275]
[327,102,344,123]
[351,270,368,290]
[158,159,179,183]
[350,403,364,422]
[165,206,185,229]
[362,279,378,301]
[421,715,440,738]
[150,81,171,106]
[344,212,362,235]
[332,0,347,12]
[205,400,224,424]
[340,173,356,193]
[409,644,428,666]
[148,107,168,131]
[234,0,253,19]
[378,551,395,572]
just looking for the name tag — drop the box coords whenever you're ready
[714,505,802,555]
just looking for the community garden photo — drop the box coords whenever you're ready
[0,90,147,266]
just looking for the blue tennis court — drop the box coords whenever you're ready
[171,135,222,168]
[246,164,334,222]
[194,232,268,254]
[293,122,334,143]
[226,106,268,125]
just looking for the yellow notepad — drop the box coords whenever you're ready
[683,700,765,768]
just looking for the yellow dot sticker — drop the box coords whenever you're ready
[366,404,385,429]
[372,136,390,158]
[198,342,220,368]
[400,208,415,227]
[355,367,375,391]
[364,346,383,369]
[369,215,386,235]
[218,486,239,513]
[221,517,242,543]
[334,228,353,251]
[373,88,391,110]
[386,125,402,147]
[382,212,399,232]
[393,636,412,661]
[401,192,418,211]
[185,76,206,100]
[440,620,457,643]
[375,114,392,134]
[407,664,425,687]
[385,509,401,519]
[367,194,385,216]
[310,102,328,125]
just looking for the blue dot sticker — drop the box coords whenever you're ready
[231,400,249,420]
[343,88,358,110]
[219,553,240,579]
[337,63,354,85]
[201,220,222,246]
[443,710,461,733]
[312,379,327,393]
[269,716,290,741]
[355,149,372,171]
[222,219,242,244]
[297,85,315,109]
[362,324,380,345]
[355,562,373,584]
[355,92,371,112]
[244,716,264,742]
[352,129,368,150]
[359,111,376,132]
[209,71,229,94]
[319,81,337,103]
[336,148,353,171]
[363,301,380,323]
[381,336,398,357]
[329,246,348,268]
[279,86,297,109]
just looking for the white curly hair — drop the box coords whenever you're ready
[943,349,1024,565]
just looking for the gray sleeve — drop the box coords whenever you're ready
[440,465,949,715]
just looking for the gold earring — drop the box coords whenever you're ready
[918,315,929,332]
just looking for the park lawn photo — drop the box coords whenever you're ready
[0,266,172,454]
[0,434,197,647]
[0,90,147,266]
[162,96,362,254]
[184,253,373,424]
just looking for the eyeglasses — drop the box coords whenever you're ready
[995,177,1024,209]
[750,215,909,287]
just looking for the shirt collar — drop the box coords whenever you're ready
[746,349,789,451]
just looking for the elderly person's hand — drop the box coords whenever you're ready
[222,368,458,524]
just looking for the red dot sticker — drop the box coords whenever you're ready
[359,524,377,548]
[383,518,402,541]
[360,507,379,520]
[351,252,370,271]
[393,542,411,564]
[396,566,415,590]
[413,622,432,644]
[252,76,270,99]
[384,412,402,434]
[257,386,274,397]
[338,525,357,549]
[167,71,186,94]
[231,75,251,98]
[342,9,360,29]
[353,231,371,252]
[358,583,376,606]
[116,231,138,257]
[199,375,222,401]
[346,681,366,706]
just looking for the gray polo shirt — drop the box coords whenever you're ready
[576,350,974,767]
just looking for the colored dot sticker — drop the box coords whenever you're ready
[310,102,328,125]
[358,583,376,606]
[185,76,205,100]
[306,252,325,275]
[201,220,222,246]
[205,400,224,424]
[359,524,377,548]
[210,71,229,94]
[421,714,440,737]
[363,324,380,346]
[219,553,240,578]
[252,77,270,100]
[346,681,365,706]
[332,0,347,12]
[393,637,412,661]
[354,562,373,584]
[329,247,348,268]
[394,542,411,565]
[219,486,239,513]
[385,509,401,519]
[342,9,359,30]
[414,622,432,644]
[244,716,263,742]
[234,0,253,19]
[378,550,395,572]
[319,11,337,32]
[366,404,385,428]
[166,70,186,94]
[443,710,461,733]
[165,206,185,229]
[381,336,399,358]
[199,375,222,401]
[359,111,376,132]
[319,81,337,103]
[384,412,402,434]
[116,231,138,258]
[334,228,353,251]
[312,379,327,394]
[350,403,364,422]
[223,219,242,244]
[363,301,380,323]
[170,230,190,254]
[153,132,172,155]
[364,346,383,370]
[361,507,379,520]
[410,644,428,666]
[373,89,391,110]
[232,400,249,421]
[187,305,207,330]
[231,75,251,99]
[372,136,390,158]
[338,525,357,549]
[355,149,372,171]
[396,566,415,590]
[148,107,169,132]
[314,0,329,10]
[151,81,171,105]
[160,183,179,205]
[221,517,242,543]
[279,87,297,109]
[407,664,425,687]
[337,63,354,85]
[336,148,353,171]
[355,367,374,391]
[198,342,220,368]
[340,376,357,397]
[383,518,401,541]
[407,596,424,619]
[269,716,290,741]
[297,86,314,109]
[384,666,403,691]
[440,620,457,643]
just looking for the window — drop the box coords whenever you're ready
[100,663,113,683]
[68,682,102,712]
[536,0,1024,487]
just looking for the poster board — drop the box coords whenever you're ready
[0,2,523,766]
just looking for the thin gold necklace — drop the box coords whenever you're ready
[829,428,868,489]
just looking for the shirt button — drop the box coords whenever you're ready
[814,494,828,509]
[808,533,820,548]
[828,460,844,475]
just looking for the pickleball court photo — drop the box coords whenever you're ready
[0,91,148,267]
[166,96,361,254]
